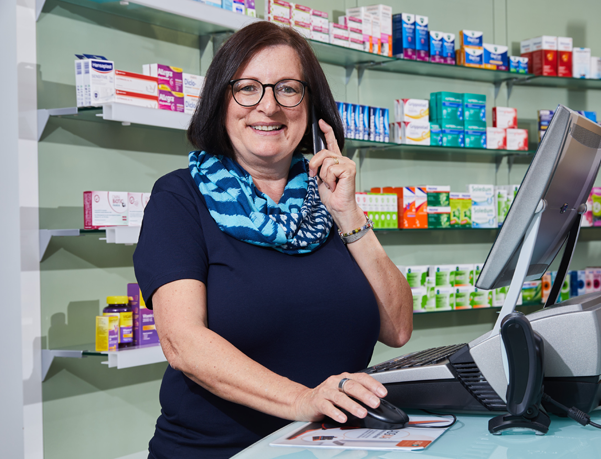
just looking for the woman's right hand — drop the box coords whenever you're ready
[292,372,388,423]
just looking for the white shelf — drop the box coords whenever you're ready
[102,226,141,244]
[102,344,166,369]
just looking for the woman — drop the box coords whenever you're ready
[134,21,413,459]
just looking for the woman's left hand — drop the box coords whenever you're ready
[308,119,366,233]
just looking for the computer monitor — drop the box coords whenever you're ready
[477,105,601,300]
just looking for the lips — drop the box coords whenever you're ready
[250,124,284,131]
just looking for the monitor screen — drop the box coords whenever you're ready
[477,105,601,290]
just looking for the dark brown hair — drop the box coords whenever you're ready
[187,22,345,157]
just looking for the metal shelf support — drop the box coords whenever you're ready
[41,349,85,381]
[39,229,80,261]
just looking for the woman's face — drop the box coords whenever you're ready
[225,45,308,167]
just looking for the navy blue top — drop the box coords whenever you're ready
[133,168,381,459]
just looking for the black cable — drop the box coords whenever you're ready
[542,393,601,429]
[409,410,457,429]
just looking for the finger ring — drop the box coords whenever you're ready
[338,377,351,393]
[333,158,339,165]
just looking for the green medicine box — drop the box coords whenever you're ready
[441,129,464,147]
[430,91,464,124]
[426,186,450,207]
[427,207,451,228]
[465,128,487,149]
[463,93,487,130]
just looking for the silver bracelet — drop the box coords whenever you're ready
[338,215,374,245]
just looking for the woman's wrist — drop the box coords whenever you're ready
[333,207,370,235]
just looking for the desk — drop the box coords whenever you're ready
[232,411,601,458]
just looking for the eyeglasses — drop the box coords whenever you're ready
[229,78,308,108]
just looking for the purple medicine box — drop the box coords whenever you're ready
[128,283,159,346]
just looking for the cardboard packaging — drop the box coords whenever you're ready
[426,185,450,207]
[183,73,204,115]
[455,286,475,309]
[143,64,183,93]
[365,4,392,56]
[531,36,557,76]
[509,56,529,74]
[457,47,483,68]
[395,120,430,145]
[266,0,291,19]
[427,206,451,228]
[463,93,486,130]
[392,13,415,59]
[459,30,483,48]
[311,8,328,28]
[75,55,115,107]
[346,7,373,52]
[483,44,508,71]
[486,127,507,149]
[415,15,429,61]
[492,106,517,129]
[573,48,591,79]
[557,37,573,77]
[520,38,533,73]
[442,33,456,65]
[394,98,429,122]
[128,283,159,346]
[430,122,442,146]
[507,129,529,151]
[127,192,145,227]
[114,70,158,96]
[83,191,128,229]
[430,31,444,63]
[311,25,329,43]
[465,129,487,149]
[113,90,158,109]
[339,16,364,50]
[450,192,472,227]
[404,265,429,288]
[329,23,349,47]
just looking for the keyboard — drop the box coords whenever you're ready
[364,343,467,374]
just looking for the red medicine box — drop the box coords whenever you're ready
[531,36,557,76]
[557,37,573,78]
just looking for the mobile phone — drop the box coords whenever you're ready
[312,105,326,154]
[312,105,326,179]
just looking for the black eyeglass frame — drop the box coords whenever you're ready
[228,78,310,108]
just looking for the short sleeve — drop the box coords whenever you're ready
[133,173,209,308]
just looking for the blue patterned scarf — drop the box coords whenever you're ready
[189,151,333,254]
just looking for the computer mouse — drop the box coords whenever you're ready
[331,397,409,430]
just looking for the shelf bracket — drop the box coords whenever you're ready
[344,65,354,85]
[493,81,503,101]
[212,32,232,55]
[39,229,80,261]
[357,64,368,86]
[495,155,504,175]
[37,107,79,141]
[198,34,211,60]
[507,154,516,177]
[506,78,518,101]
[35,0,47,21]
[41,349,85,381]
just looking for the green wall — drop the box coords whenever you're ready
[37,1,601,458]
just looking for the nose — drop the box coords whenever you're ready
[256,86,279,116]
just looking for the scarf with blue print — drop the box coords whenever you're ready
[189,151,333,254]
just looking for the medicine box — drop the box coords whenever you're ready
[430,92,463,125]
[427,206,451,228]
[486,127,506,149]
[442,33,456,64]
[520,38,534,73]
[415,15,429,61]
[453,264,475,287]
[81,58,116,107]
[430,123,442,146]
[183,73,204,115]
[483,44,508,71]
[158,87,184,112]
[450,192,472,227]
[431,265,454,287]
[441,129,464,147]
[471,205,496,228]
[522,281,542,305]
[558,37,573,77]
[464,129,487,149]
[509,56,528,73]
[394,98,429,122]
[143,64,183,93]
[311,26,329,43]
[365,4,392,57]
[311,8,328,29]
[570,270,586,297]
[339,16,363,50]
[269,15,290,26]
[493,286,509,307]
[426,185,450,207]
[84,191,128,229]
[459,30,483,48]
[411,287,428,311]
[531,36,557,76]
[496,187,508,226]
[430,31,444,63]
[457,47,483,68]
[591,57,601,79]
[573,48,591,78]
[114,70,157,97]
[455,286,474,309]
[471,288,492,308]
[291,3,311,23]
[329,23,349,47]
[404,265,429,288]
[114,90,158,109]
[232,0,245,14]
[492,107,517,129]
[392,13,415,60]
[128,283,159,346]
[245,0,256,16]
[463,93,486,130]
[468,184,495,206]
[266,0,291,19]
[434,287,455,310]
[592,188,601,226]
[292,20,311,39]
[506,129,529,151]
[128,192,145,227]
[396,121,430,145]
[346,7,373,53]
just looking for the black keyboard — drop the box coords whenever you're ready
[364,343,467,374]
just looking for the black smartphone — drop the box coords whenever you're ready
[312,105,326,180]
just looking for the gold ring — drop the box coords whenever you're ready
[333,158,339,165]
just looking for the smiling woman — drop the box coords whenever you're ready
[133,21,413,459]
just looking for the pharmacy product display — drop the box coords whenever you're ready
[363,184,519,229]
[398,264,597,313]
[75,54,204,112]
[83,191,151,229]
[205,0,256,16]
[538,109,597,142]
[94,284,158,352]
[337,102,390,142]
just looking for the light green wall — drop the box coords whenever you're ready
[37,1,601,458]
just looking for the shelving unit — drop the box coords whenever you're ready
[41,343,166,381]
